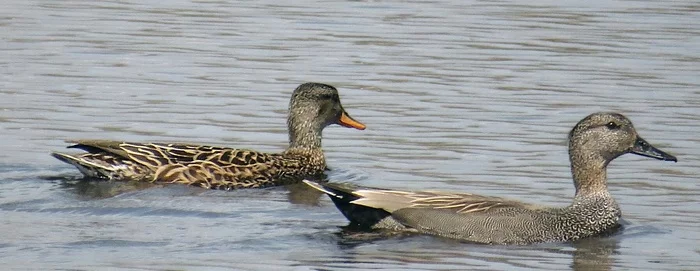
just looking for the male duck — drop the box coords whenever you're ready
[305,112,676,245]
[53,82,366,190]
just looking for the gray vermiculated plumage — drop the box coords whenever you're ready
[306,112,677,245]
[51,83,365,190]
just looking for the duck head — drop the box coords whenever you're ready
[287,82,365,148]
[567,112,677,195]
[568,112,676,165]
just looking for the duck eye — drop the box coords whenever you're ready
[605,122,620,130]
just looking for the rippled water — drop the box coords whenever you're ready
[1,0,699,270]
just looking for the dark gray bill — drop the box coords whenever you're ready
[631,137,677,162]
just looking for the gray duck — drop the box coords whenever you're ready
[305,112,677,245]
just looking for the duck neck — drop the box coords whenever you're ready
[287,112,323,150]
[570,151,610,200]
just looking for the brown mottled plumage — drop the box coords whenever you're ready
[52,83,365,190]
[306,112,677,245]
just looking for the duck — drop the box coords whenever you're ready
[52,82,366,190]
[305,112,677,245]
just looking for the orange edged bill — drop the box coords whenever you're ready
[338,112,366,130]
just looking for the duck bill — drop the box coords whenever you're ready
[338,112,366,130]
[630,137,677,162]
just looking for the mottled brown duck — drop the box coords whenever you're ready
[52,82,366,190]
[305,112,677,245]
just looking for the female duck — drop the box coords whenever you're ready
[306,112,676,244]
[53,82,365,190]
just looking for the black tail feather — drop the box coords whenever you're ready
[304,180,392,229]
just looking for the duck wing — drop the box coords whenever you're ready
[61,140,289,189]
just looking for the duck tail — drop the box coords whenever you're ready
[303,180,360,201]
[303,180,392,229]
[51,152,116,179]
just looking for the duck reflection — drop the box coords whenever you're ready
[285,175,327,206]
[569,227,622,271]
[53,176,161,199]
[47,173,329,204]
[326,223,620,270]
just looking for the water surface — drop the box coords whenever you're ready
[1,0,699,270]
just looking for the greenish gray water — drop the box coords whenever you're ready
[1,0,698,270]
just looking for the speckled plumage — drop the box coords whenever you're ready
[306,112,677,245]
[52,82,365,190]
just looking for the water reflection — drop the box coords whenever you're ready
[286,180,326,206]
[321,230,621,270]
[46,174,329,205]
[54,177,160,199]
[570,237,619,271]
